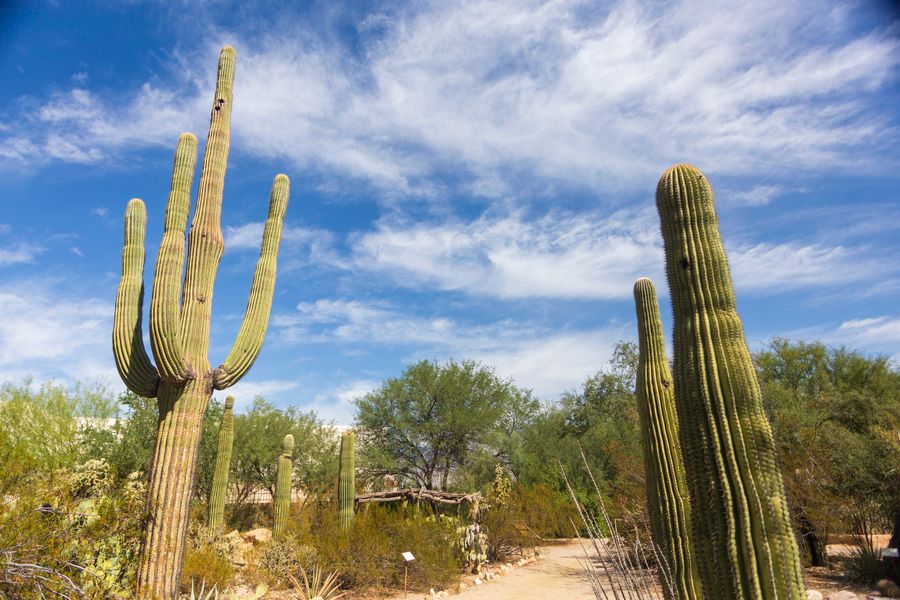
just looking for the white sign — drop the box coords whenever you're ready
[882,548,899,558]
[402,551,416,562]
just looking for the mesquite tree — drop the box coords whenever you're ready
[112,46,289,599]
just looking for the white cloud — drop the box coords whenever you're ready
[308,378,380,424]
[353,208,663,299]
[224,378,300,410]
[0,242,43,266]
[224,222,342,269]
[274,297,628,399]
[3,0,896,194]
[728,185,784,206]
[729,242,885,292]
[0,282,116,386]
[351,209,886,299]
[837,316,900,344]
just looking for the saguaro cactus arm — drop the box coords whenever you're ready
[633,277,702,600]
[150,133,197,384]
[208,395,235,531]
[338,430,356,531]
[214,174,290,390]
[657,164,805,600]
[179,46,234,358]
[273,433,294,538]
[113,199,160,398]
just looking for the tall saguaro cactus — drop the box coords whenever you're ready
[656,164,804,600]
[338,430,356,531]
[633,278,702,600]
[273,433,294,538]
[112,46,290,599]
[208,395,236,532]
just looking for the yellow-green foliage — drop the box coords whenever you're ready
[279,501,460,593]
[0,465,144,599]
[181,543,234,594]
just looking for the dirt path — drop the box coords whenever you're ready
[452,540,595,600]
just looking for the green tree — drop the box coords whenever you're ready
[0,379,118,477]
[230,398,337,505]
[355,359,534,490]
[756,339,900,565]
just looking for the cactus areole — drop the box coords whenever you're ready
[633,278,702,600]
[112,46,290,599]
[208,395,235,531]
[656,164,804,599]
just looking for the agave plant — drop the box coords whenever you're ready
[190,581,219,600]
[288,566,345,600]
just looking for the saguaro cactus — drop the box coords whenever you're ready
[338,430,355,531]
[656,164,805,600]
[112,46,289,599]
[273,433,294,538]
[208,395,235,531]
[633,278,701,600]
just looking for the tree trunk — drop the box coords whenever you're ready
[136,379,211,599]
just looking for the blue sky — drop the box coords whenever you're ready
[1,0,898,423]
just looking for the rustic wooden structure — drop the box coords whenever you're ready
[355,488,481,516]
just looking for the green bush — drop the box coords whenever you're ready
[181,543,235,593]
[289,500,460,593]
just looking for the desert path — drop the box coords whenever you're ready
[452,540,596,600]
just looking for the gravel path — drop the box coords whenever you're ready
[451,540,596,600]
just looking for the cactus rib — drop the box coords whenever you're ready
[208,395,235,531]
[338,430,355,531]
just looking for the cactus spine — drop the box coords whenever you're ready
[273,433,294,538]
[338,430,355,531]
[656,164,805,600]
[633,278,702,600]
[112,46,290,599]
[208,395,235,531]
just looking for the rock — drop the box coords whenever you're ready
[806,592,823,600]
[429,588,437,599]
[459,583,468,590]
[877,579,900,598]
[437,592,448,598]
[474,578,482,586]
[826,592,859,600]
[242,527,272,545]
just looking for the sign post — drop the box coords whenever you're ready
[402,551,415,597]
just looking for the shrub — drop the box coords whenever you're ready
[181,543,235,593]
[292,500,460,592]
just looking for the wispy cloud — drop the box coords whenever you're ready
[2,0,896,194]
[224,378,301,410]
[0,281,116,385]
[350,208,887,299]
[273,297,629,398]
[0,242,43,266]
